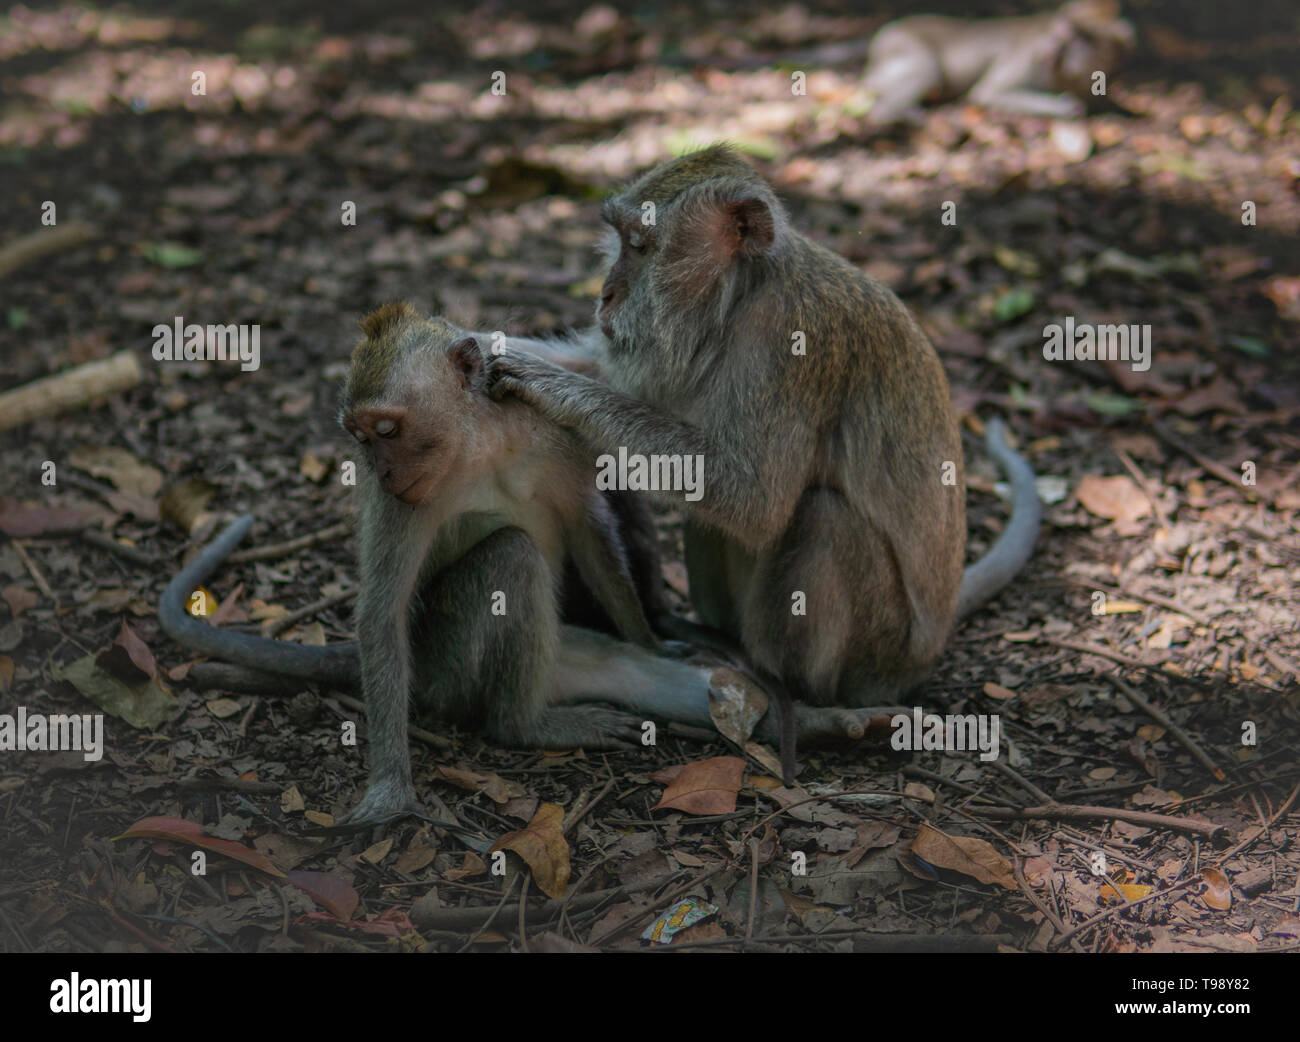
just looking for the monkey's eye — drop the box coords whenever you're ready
[374,419,398,438]
[627,233,647,253]
[350,428,367,444]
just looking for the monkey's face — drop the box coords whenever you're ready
[343,311,483,507]
[595,208,655,345]
[343,400,451,506]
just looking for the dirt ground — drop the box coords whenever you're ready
[1,0,1298,954]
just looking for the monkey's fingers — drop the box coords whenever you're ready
[794,705,910,744]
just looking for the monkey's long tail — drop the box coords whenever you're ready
[158,514,361,688]
[955,418,1042,618]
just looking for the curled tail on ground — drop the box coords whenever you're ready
[956,417,1042,618]
[158,514,360,689]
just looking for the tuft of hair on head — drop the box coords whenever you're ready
[359,301,420,341]
[624,142,760,207]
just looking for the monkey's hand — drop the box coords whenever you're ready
[484,350,574,411]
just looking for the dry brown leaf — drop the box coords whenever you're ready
[434,765,522,804]
[1077,475,1150,523]
[707,667,768,745]
[395,826,438,873]
[1100,880,1154,904]
[910,823,1016,890]
[1200,867,1232,911]
[2,585,38,618]
[652,756,745,815]
[359,837,394,865]
[280,785,305,814]
[205,697,241,719]
[490,802,570,899]
[443,850,487,882]
[94,618,157,682]
[983,682,1016,700]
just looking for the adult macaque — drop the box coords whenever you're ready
[862,0,1135,124]
[485,146,1042,742]
[161,305,794,822]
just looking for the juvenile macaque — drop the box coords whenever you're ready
[485,145,1042,741]
[862,0,1135,124]
[161,305,790,823]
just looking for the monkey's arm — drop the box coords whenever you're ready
[501,327,608,378]
[158,515,360,688]
[488,351,796,545]
[345,487,436,823]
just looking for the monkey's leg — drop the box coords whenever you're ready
[547,625,719,728]
[733,489,918,744]
[406,527,646,751]
[967,64,1085,117]
[862,32,943,124]
[569,492,659,650]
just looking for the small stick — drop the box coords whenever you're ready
[1014,856,1084,952]
[1214,780,1300,863]
[745,838,761,941]
[1151,420,1267,504]
[1039,636,1173,674]
[0,220,97,279]
[1105,674,1224,781]
[0,351,141,433]
[978,801,1225,841]
[262,588,356,637]
[226,521,351,564]
[78,529,158,566]
[10,540,55,602]
[1051,877,1200,948]
[992,760,1053,805]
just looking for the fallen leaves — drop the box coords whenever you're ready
[651,756,746,815]
[910,823,1016,891]
[117,816,284,877]
[1076,474,1151,522]
[490,802,570,899]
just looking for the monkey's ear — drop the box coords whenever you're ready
[714,197,776,259]
[448,336,485,390]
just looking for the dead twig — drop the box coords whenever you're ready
[10,540,55,603]
[262,587,356,637]
[1105,674,1225,781]
[0,220,97,279]
[226,521,351,564]
[0,351,140,433]
[1151,419,1271,506]
[977,801,1226,842]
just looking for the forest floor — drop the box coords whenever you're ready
[1,1,1298,953]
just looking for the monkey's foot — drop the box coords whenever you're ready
[528,704,645,749]
[337,780,428,827]
[794,704,910,744]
